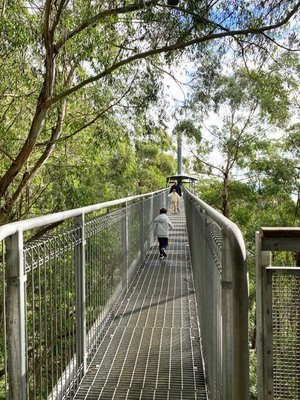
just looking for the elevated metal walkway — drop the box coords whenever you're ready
[0,188,249,400]
[74,209,207,399]
[2,187,299,400]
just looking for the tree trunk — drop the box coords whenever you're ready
[222,171,229,218]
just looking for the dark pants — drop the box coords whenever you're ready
[158,237,168,255]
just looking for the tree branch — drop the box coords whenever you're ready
[191,149,224,175]
[0,147,14,161]
[52,0,70,32]
[262,32,300,52]
[4,103,67,213]
[37,71,138,146]
[55,0,160,51]
[47,2,300,108]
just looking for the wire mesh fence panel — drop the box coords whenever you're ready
[0,241,8,400]
[24,229,80,399]
[127,202,142,269]
[143,196,154,250]
[185,203,223,400]
[85,209,124,363]
[185,188,248,400]
[256,228,300,400]
[270,270,300,400]
[0,189,168,399]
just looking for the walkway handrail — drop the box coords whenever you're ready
[0,190,166,241]
[184,188,249,400]
[0,188,168,400]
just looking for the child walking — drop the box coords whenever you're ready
[153,207,174,259]
[168,188,181,213]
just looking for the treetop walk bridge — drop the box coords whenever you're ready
[0,188,299,399]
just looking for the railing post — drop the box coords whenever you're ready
[149,194,154,246]
[222,228,249,400]
[140,199,145,260]
[122,203,129,289]
[75,214,87,374]
[5,231,27,400]
[221,232,234,399]
[256,230,272,400]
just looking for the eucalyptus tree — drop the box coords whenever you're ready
[0,0,299,223]
[187,44,300,216]
[132,123,176,192]
[235,52,300,226]
[187,71,267,217]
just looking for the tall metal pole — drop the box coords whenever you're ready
[177,129,183,175]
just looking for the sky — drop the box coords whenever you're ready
[161,61,224,174]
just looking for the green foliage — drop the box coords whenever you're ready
[132,128,176,193]
[1,0,299,224]
[0,2,299,397]
[245,70,290,126]
[173,119,202,144]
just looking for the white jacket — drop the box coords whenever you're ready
[153,213,174,238]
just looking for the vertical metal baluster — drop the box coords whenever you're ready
[87,222,91,348]
[98,220,102,328]
[71,230,76,383]
[52,238,60,396]
[95,221,99,341]
[62,235,67,383]
[37,243,43,400]
[140,199,145,261]
[6,231,27,400]
[67,232,72,387]
[30,248,36,400]
[59,236,63,394]
[256,231,272,400]
[100,228,104,321]
[75,214,87,375]
[86,223,90,353]
[2,240,8,398]
[43,241,49,398]
[122,203,129,290]
[49,240,54,396]
[53,237,59,398]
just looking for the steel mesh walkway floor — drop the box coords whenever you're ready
[74,207,207,400]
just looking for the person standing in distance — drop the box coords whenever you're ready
[169,180,181,211]
[168,189,181,213]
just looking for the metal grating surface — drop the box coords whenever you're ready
[272,271,300,400]
[74,208,207,399]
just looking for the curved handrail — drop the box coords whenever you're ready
[0,188,166,241]
[185,188,246,260]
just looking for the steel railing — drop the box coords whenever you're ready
[184,188,249,400]
[0,189,168,400]
[256,228,300,400]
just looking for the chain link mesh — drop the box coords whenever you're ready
[271,270,300,400]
